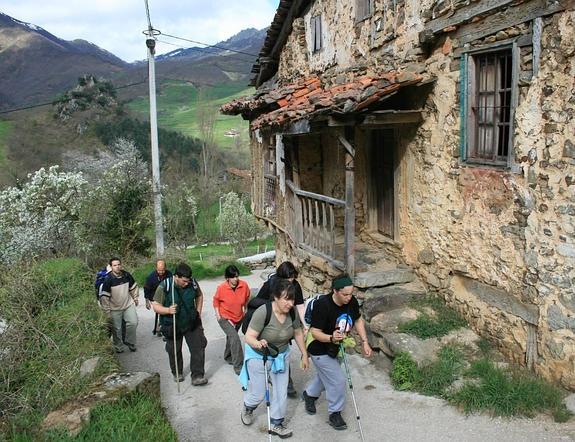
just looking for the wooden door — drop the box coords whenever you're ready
[371,129,395,237]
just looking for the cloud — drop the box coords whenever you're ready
[1,0,278,62]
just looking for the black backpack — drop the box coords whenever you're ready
[241,299,296,335]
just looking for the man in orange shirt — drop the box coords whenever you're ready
[213,265,251,374]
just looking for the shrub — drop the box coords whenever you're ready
[398,297,467,339]
[0,258,116,434]
[0,166,87,264]
[451,358,572,422]
[390,352,420,391]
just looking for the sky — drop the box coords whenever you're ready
[1,0,279,62]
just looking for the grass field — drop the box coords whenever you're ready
[126,81,253,150]
[0,120,12,166]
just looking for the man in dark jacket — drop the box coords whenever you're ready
[144,259,172,335]
[152,262,208,385]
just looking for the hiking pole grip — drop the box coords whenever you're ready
[173,306,180,394]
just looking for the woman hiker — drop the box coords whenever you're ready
[213,264,251,375]
[256,261,307,397]
[239,278,309,438]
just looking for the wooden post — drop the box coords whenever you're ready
[339,129,355,277]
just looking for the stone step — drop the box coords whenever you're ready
[355,268,416,289]
[361,280,427,320]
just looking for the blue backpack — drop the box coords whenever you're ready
[304,294,327,325]
[94,268,109,300]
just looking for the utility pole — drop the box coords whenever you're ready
[144,0,164,256]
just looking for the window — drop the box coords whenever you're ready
[356,0,372,22]
[465,48,514,166]
[311,15,323,53]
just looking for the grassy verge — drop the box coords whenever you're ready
[390,348,572,422]
[131,237,274,286]
[0,258,174,440]
[398,296,467,339]
[43,392,177,442]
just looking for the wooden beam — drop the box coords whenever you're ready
[455,0,571,46]
[420,0,516,43]
[361,110,423,126]
[286,180,345,206]
[328,115,359,127]
[283,119,311,135]
[341,128,355,277]
[338,134,355,157]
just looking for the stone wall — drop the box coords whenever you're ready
[262,2,575,389]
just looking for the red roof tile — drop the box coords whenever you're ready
[221,72,423,129]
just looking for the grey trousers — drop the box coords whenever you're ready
[306,354,346,413]
[244,355,290,424]
[110,304,138,352]
[218,318,243,372]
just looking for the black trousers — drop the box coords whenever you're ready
[165,321,207,379]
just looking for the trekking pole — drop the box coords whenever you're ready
[262,347,272,442]
[340,343,365,442]
[173,305,180,394]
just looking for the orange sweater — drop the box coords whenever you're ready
[213,279,251,324]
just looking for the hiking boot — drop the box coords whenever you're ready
[270,423,292,438]
[191,376,208,386]
[127,344,137,352]
[302,391,317,415]
[240,405,255,426]
[328,412,347,430]
[173,374,185,382]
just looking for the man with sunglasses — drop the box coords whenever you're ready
[152,262,208,385]
[302,274,372,430]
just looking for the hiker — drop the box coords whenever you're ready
[152,262,208,386]
[256,261,306,397]
[302,273,372,431]
[239,278,309,439]
[99,257,139,353]
[143,259,172,336]
[213,264,251,375]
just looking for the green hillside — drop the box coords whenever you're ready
[0,120,10,167]
[126,80,253,150]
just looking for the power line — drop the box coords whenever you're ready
[160,32,259,58]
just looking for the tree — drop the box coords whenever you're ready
[163,183,198,249]
[74,138,152,262]
[196,87,218,191]
[216,191,262,254]
[0,166,87,263]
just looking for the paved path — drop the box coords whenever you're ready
[119,270,575,442]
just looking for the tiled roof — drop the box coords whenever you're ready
[221,71,423,129]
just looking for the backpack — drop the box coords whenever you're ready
[94,268,109,300]
[241,299,296,335]
[304,294,327,325]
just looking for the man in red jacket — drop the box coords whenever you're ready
[213,265,251,374]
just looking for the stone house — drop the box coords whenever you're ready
[222,0,575,390]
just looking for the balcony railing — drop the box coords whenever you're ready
[286,180,344,268]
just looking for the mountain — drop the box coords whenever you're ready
[156,28,264,62]
[0,12,128,109]
[0,12,265,110]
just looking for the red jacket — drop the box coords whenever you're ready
[213,279,251,324]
